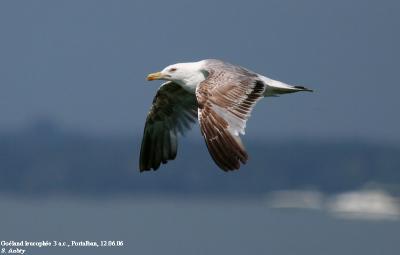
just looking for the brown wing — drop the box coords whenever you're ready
[140,82,198,171]
[196,67,266,171]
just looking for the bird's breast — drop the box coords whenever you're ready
[179,73,206,94]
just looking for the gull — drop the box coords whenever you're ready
[140,59,312,171]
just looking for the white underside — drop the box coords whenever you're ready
[175,61,207,93]
[259,75,302,96]
[179,73,206,93]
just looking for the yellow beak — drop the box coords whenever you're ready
[147,71,163,81]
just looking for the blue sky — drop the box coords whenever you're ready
[0,0,399,142]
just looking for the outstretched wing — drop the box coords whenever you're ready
[196,62,266,171]
[140,82,198,171]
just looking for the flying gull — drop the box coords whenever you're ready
[140,59,312,171]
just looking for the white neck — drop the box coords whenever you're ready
[179,72,206,93]
[175,61,207,93]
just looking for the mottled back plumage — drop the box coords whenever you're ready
[196,60,266,170]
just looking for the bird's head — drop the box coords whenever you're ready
[147,62,205,86]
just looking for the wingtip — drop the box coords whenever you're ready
[139,160,169,172]
[139,167,148,172]
[294,86,314,92]
[139,167,157,172]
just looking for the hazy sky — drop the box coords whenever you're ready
[1,0,399,142]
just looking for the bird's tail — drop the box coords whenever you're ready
[260,76,313,97]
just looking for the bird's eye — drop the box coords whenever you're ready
[169,68,177,72]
